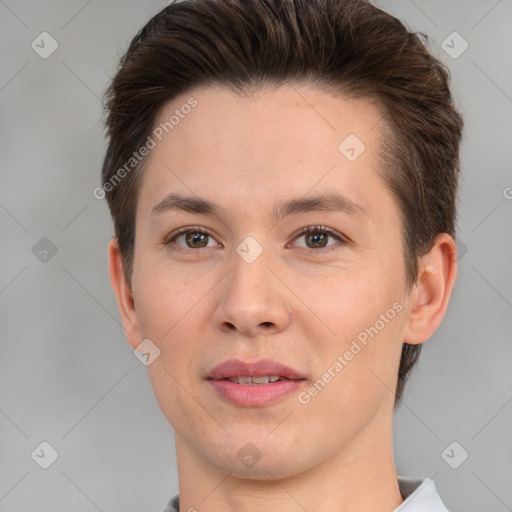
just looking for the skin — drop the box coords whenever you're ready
[108,84,457,512]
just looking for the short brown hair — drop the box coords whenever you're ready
[101,0,463,406]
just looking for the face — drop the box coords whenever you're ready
[114,84,421,479]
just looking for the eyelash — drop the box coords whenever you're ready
[164,225,348,255]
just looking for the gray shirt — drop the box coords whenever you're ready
[159,476,449,511]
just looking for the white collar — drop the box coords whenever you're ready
[161,476,449,512]
[394,476,449,511]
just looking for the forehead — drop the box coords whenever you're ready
[136,83,396,227]
[150,83,382,159]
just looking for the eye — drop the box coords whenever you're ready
[290,225,347,254]
[164,225,348,254]
[165,226,218,251]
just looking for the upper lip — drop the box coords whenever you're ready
[206,359,306,380]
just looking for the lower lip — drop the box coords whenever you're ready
[207,379,306,407]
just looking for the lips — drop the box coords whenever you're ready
[206,359,307,407]
[206,358,306,381]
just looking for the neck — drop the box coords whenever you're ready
[173,409,404,512]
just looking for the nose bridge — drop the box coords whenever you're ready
[229,236,275,304]
[214,235,289,335]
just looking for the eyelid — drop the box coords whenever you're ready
[290,225,348,244]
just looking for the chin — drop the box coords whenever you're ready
[208,438,310,480]
[220,456,307,481]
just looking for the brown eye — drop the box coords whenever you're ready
[291,225,347,253]
[184,231,209,248]
[305,231,329,248]
[166,227,218,250]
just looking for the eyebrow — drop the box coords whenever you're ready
[150,191,367,221]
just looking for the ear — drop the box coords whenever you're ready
[108,238,142,350]
[403,233,458,345]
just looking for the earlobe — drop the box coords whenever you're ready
[403,233,458,345]
[107,238,142,350]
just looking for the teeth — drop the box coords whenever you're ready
[226,375,284,385]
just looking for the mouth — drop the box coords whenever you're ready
[206,358,307,383]
[210,375,304,385]
[205,360,307,406]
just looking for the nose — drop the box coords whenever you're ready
[213,245,291,338]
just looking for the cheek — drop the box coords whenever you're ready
[133,262,210,382]
[136,268,206,425]
[307,269,406,393]
[133,257,195,336]
[306,268,392,339]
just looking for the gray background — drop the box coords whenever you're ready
[1,0,511,511]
